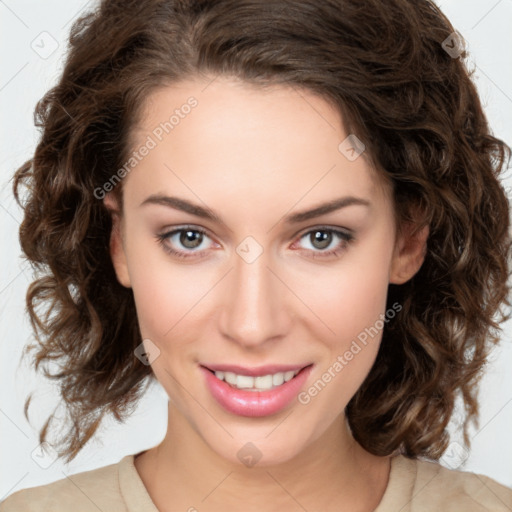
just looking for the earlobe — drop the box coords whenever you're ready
[103,194,132,288]
[389,223,429,285]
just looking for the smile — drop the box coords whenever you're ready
[200,364,314,417]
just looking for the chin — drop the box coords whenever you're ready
[198,420,319,469]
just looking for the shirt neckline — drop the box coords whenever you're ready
[374,454,416,511]
[119,451,416,512]
[119,452,160,512]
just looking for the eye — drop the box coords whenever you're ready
[156,225,354,261]
[155,226,216,259]
[293,227,354,258]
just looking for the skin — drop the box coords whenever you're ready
[105,76,428,512]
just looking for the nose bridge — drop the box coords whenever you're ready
[219,243,287,346]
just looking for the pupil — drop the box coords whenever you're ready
[312,230,331,250]
[180,230,202,249]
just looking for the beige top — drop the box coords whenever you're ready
[1,453,511,511]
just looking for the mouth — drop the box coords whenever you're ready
[201,364,310,392]
[200,363,314,417]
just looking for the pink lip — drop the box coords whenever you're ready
[200,364,314,417]
[201,363,309,377]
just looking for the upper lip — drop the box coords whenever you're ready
[201,363,312,377]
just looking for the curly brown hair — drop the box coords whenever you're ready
[13,0,511,463]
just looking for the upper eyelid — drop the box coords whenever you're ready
[160,225,215,243]
[295,225,353,238]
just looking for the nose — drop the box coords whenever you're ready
[218,247,291,348]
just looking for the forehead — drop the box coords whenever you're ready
[124,77,390,210]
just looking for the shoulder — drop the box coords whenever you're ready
[0,457,128,512]
[394,455,512,511]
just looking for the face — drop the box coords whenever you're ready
[106,77,426,466]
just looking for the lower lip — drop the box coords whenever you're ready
[200,365,313,417]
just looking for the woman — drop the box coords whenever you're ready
[2,0,511,510]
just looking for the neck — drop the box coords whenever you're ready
[134,402,391,512]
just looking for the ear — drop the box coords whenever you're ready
[103,193,131,288]
[389,221,429,285]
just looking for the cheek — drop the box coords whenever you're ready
[294,234,394,408]
[302,236,394,344]
[123,232,211,340]
[131,264,212,342]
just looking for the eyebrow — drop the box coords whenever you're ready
[139,194,371,224]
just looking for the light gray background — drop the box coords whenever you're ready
[1,0,511,501]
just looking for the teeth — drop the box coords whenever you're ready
[236,375,254,389]
[214,369,301,391]
[284,370,296,382]
[272,372,284,386]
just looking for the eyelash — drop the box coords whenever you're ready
[155,225,355,260]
